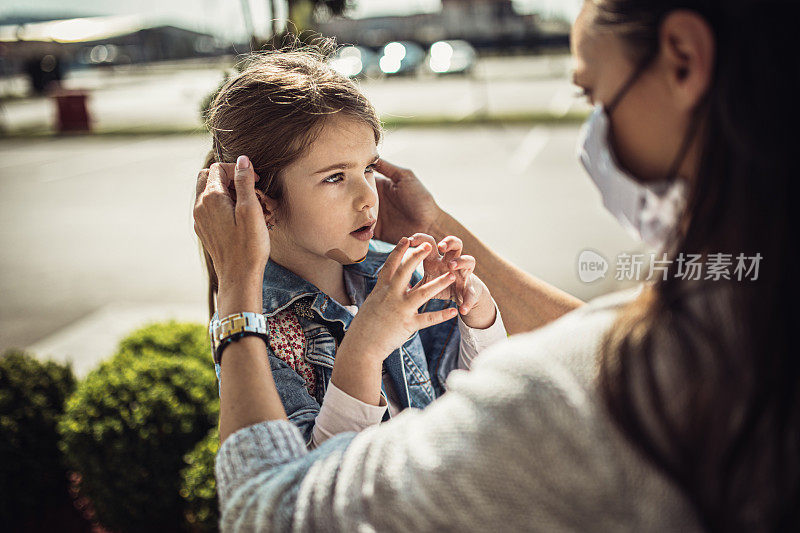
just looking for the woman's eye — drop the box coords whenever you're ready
[323,173,344,184]
[365,164,376,173]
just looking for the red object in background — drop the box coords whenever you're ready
[53,90,91,133]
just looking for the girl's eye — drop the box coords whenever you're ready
[323,173,344,184]
[323,165,376,184]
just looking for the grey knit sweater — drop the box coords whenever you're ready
[214,286,702,532]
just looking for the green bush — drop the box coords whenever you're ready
[0,350,76,528]
[58,346,218,532]
[181,426,220,532]
[116,320,211,366]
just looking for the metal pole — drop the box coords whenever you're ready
[269,0,280,39]
[239,0,257,49]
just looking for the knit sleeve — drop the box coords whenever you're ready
[215,289,700,532]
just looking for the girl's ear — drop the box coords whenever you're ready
[254,190,278,226]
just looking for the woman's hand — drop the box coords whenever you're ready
[408,233,496,330]
[373,158,445,244]
[338,238,459,362]
[193,156,268,314]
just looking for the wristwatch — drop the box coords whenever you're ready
[209,312,269,365]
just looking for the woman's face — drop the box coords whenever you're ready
[570,3,713,184]
[263,113,380,267]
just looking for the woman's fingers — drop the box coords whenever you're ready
[390,242,432,291]
[378,237,410,282]
[409,271,456,307]
[195,169,210,202]
[414,307,459,330]
[206,162,237,193]
[374,158,409,183]
[232,156,258,204]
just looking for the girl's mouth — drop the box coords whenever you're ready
[350,223,375,241]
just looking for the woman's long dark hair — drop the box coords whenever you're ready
[592,1,798,531]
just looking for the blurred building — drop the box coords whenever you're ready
[317,0,569,51]
[0,15,229,92]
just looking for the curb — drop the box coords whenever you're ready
[0,112,590,139]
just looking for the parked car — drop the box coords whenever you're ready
[329,45,379,79]
[426,40,477,75]
[378,41,425,76]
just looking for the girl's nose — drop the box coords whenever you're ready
[354,175,378,211]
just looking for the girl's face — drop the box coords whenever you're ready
[263,113,380,267]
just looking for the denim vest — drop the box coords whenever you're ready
[213,239,461,444]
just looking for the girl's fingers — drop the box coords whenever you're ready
[409,233,438,249]
[438,236,463,264]
[409,233,441,270]
[459,284,481,314]
[379,237,410,282]
[390,243,432,291]
[448,255,474,305]
[414,307,459,330]
[447,255,475,274]
[409,271,456,307]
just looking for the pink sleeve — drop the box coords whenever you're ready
[310,381,388,449]
[457,299,507,370]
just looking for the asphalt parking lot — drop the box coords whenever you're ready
[0,122,646,374]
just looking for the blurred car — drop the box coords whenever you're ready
[426,40,477,75]
[329,45,380,79]
[378,41,425,76]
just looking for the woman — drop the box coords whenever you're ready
[193,0,797,531]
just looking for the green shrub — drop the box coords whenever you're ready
[0,350,76,528]
[116,320,211,366]
[181,426,220,532]
[58,347,218,532]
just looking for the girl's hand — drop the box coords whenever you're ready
[340,237,459,362]
[408,233,496,330]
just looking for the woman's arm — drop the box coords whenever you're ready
[374,158,585,335]
[430,211,585,334]
[195,158,284,443]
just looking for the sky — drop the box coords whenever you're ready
[0,0,582,41]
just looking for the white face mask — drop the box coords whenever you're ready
[577,104,688,251]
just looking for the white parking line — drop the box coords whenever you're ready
[508,125,550,175]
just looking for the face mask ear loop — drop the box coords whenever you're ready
[606,53,658,116]
[662,92,709,184]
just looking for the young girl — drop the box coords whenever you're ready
[203,46,506,448]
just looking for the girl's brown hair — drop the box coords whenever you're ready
[200,42,382,318]
[588,1,798,531]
